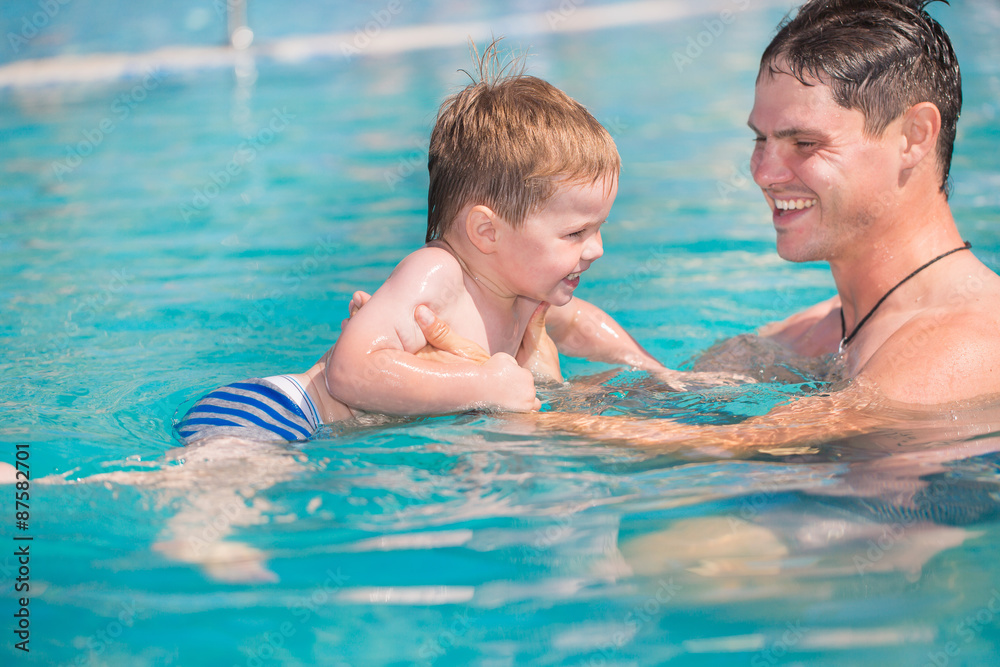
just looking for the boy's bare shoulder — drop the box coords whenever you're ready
[383,245,467,296]
[334,245,473,358]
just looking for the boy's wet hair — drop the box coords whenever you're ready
[759,0,961,194]
[425,39,620,242]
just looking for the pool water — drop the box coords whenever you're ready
[2,1,1000,665]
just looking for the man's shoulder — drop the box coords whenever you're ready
[919,261,1000,350]
[863,293,1000,403]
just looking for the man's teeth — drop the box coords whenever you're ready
[774,198,817,211]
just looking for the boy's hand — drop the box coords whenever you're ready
[515,302,564,383]
[653,368,756,391]
[348,291,369,319]
[342,291,372,330]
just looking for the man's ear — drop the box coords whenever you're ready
[465,205,501,254]
[900,101,941,171]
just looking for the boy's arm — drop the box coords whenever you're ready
[545,297,667,371]
[325,248,538,415]
[545,299,754,386]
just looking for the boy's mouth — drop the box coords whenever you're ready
[565,271,582,281]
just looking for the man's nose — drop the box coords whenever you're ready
[751,141,792,188]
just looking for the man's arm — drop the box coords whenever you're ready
[537,308,1000,452]
[532,381,884,458]
[402,303,989,459]
[399,305,886,452]
[326,248,538,415]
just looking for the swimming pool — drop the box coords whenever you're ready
[2,0,1000,664]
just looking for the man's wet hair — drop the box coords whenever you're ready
[759,0,961,194]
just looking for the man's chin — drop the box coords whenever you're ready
[775,238,823,264]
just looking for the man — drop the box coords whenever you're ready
[744,0,1000,407]
[357,0,1000,450]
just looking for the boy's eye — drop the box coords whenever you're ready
[566,229,586,238]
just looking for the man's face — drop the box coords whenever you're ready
[748,66,901,264]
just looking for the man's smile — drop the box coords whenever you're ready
[773,197,817,211]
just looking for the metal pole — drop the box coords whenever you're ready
[227,0,253,50]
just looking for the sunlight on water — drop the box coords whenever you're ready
[2,1,1000,665]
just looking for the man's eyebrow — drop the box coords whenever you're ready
[747,121,815,139]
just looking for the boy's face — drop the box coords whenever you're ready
[498,176,615,306]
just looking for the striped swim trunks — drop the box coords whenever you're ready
[175,375,320,444]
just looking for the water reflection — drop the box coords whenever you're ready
[537,337,1000,601]
[4,336,997,648]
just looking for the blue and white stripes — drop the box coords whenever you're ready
[176,377,318,444]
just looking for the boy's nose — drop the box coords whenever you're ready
[582,230,604,262]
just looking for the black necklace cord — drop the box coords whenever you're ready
[839,241,972,351]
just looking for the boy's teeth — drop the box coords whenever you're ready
[774,198,817,210]
[566,272,581,280]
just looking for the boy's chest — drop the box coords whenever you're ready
[443,296,531,358]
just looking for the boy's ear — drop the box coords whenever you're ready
[465,205,501,254]
[899,101,941,172]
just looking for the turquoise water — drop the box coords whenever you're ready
[2,1,1000,665]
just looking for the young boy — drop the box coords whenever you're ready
[176,49,663,444]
